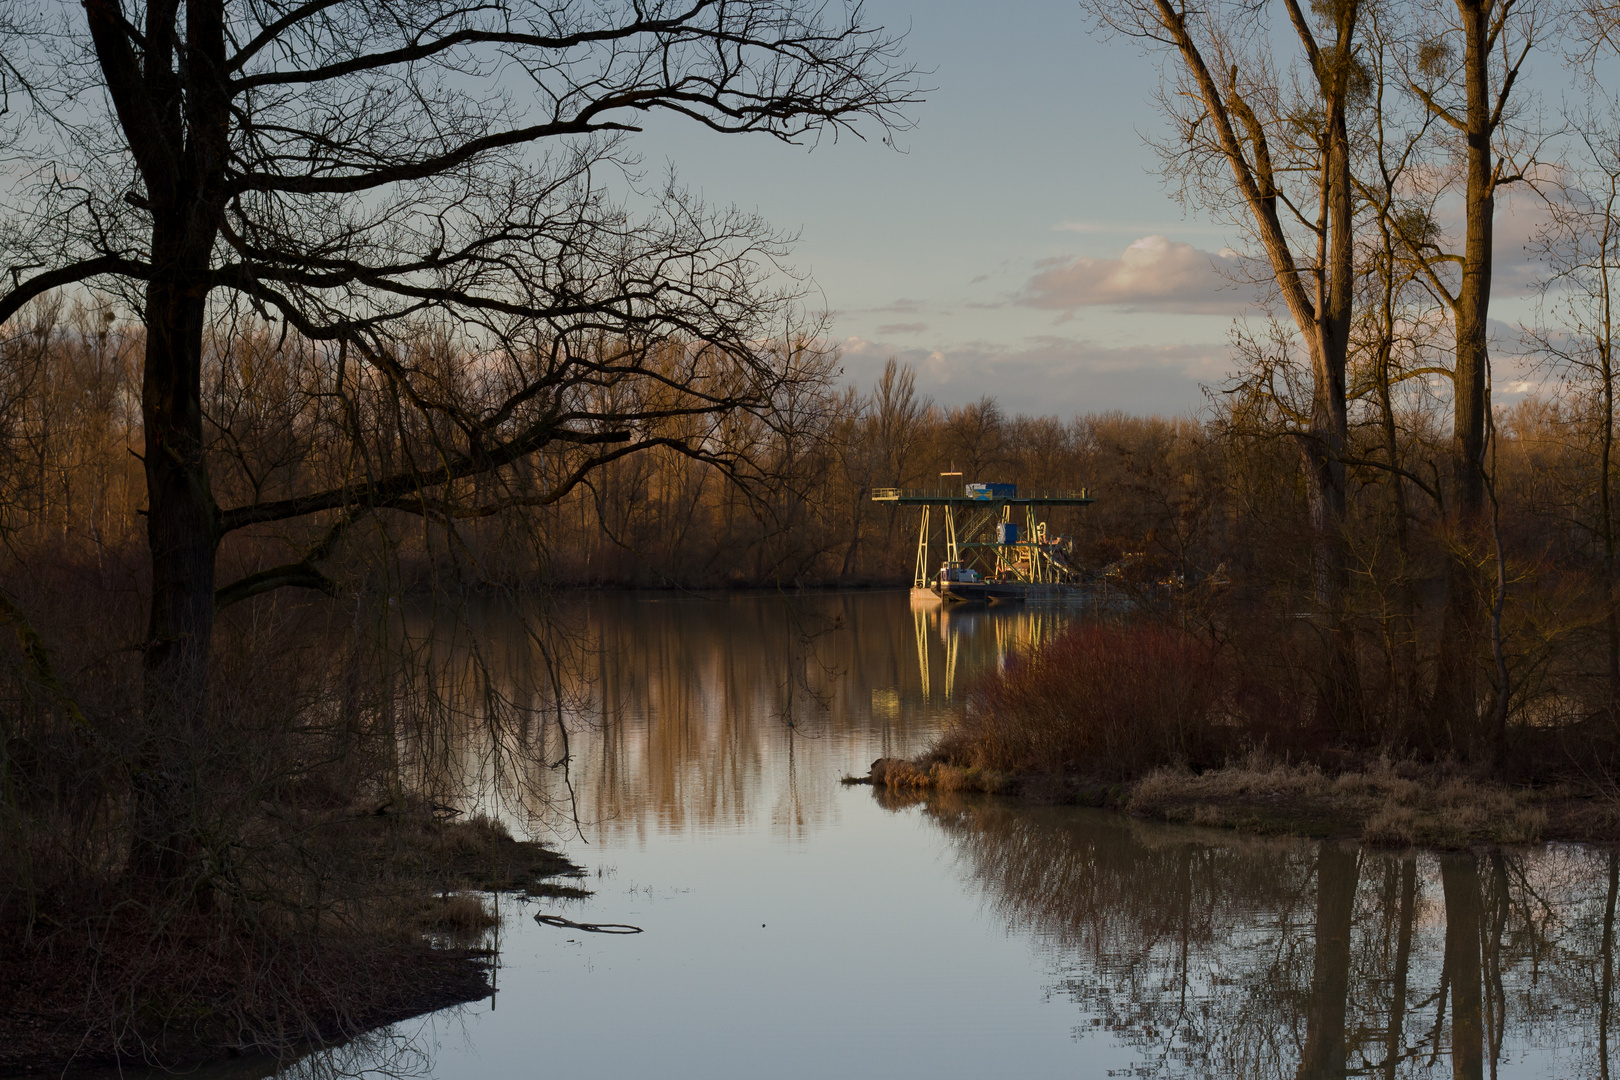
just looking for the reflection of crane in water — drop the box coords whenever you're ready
[914,606,931,703]
[912,605,961,703]
[993,606,1062,672]
[913,603,1069,702]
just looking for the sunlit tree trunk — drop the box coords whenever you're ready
[1434,0,1497,761]
[1592,189,1620,715]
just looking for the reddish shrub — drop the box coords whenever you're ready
[939,622,1227,779]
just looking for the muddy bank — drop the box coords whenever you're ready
[854,755,1620,847]
[0,811,584,1076]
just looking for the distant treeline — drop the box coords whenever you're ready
[0,301,1222,589]
[5,298,1620,745]
[0,302,1606,605]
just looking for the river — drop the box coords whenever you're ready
[188,591,1620,1078]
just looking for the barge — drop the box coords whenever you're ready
[873,481,1096,605]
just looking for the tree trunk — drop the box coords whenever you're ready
[1308,5,1362,738]
[101,0,233,885]
[142,276,219,716]
[1374,228,1420,745]
[1434,0,1496,759]
[1602,851,1617,1080]
[128,217,223,886]
[1598,207,1618,717]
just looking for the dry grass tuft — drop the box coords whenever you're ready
[869,757,1015,795]
[1131,751,1333,803]
[442,813,515,856]
[1129,756,1548,847]
[420,893,498,934]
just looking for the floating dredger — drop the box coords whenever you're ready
[871,480,1095,604]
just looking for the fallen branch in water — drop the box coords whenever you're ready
[534,913,643,934]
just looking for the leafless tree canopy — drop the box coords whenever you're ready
[2,0,915,330]
[0,0,918,493]
[0,0,920,723]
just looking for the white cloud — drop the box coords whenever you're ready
[1020,235,1257,314]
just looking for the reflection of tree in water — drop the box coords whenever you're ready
[915,797,1620,1078]
[384,593,990,839]
[272,1028,435,1080]
[375,593,1095,840]
[174,1015,450,1079]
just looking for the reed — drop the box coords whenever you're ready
[934,622,1227,780]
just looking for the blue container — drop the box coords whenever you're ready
[996,522,1021,545]
[966,482,1017,500]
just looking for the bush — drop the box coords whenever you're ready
[937,622,1227,779]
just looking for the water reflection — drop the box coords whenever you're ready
[116,1023,442,1080]
[404,591,1080,842]
[128,593,1620,1079]
[912,794,1620,1078]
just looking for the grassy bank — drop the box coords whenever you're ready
[856,621,1620,848]
[858,752,1620,846]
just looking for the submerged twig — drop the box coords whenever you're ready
[534,913,642,934]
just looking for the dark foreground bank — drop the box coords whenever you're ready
[0,808,582,1076]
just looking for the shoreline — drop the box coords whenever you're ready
[0,945,499,1078]
[851,757,1620,848]
[0,818,585,1077]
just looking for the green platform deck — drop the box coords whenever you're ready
[870,487,1093,506]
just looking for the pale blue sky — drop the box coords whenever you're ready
[631,0,1564,418]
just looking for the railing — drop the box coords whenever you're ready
[870,486,1091,501]
[1014,487,1092,500]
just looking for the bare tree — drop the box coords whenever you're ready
[870,357,928,488]
[0,0,916,878]
[1367,0,1543,755]
[1081,0,1366,730]
[943,395,1006,481]
[1526,106,1620,716]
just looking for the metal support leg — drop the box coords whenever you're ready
[997,505,1012,578]
[1027,506,1041,582]
[913,505,932,588]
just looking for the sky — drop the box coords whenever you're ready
[625,0,1575,420]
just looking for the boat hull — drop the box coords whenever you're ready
[931,582,1127,605]
[938,581,1027,604]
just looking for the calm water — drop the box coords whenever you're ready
[199,593,1620,1078]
